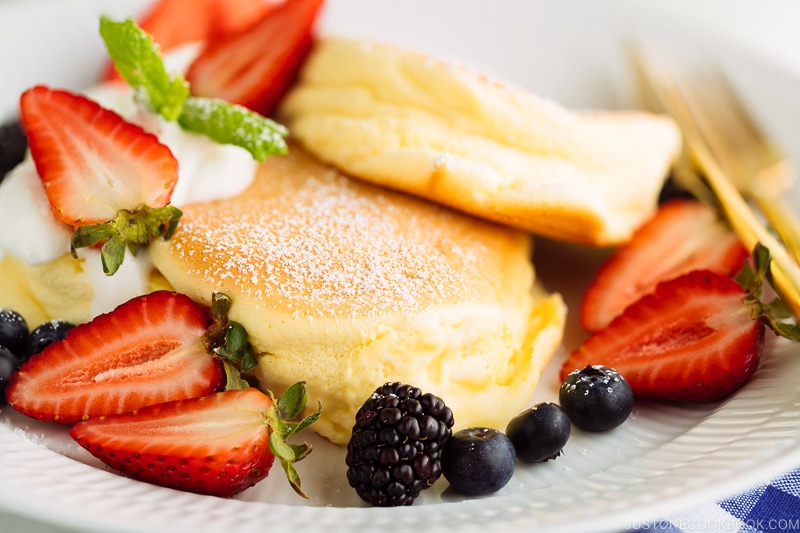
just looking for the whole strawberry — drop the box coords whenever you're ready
[70,384,321,498]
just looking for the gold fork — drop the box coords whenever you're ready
[630,47,800,321]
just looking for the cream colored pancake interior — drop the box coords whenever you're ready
[279,36,682,246]
[149,145,566,444]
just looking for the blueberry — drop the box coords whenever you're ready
[506,402,571,463]
[441,427,516,496]
[0,120,27,182]
[27,320,75,357]
[0,345,21,404]
[0,309,29,357]
[559,365,634,431]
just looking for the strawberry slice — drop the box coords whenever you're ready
[580,199,748,332]
[136,0,212,51]
[20,86,178,227]
[185,0,326,116]
[207,0,281,44]
[562,270,765,402]
[70,385,321,498]
[20,85,182,275]
[100,0,276,81]
[6,291,224,423]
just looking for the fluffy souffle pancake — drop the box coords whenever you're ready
[279,37,682,246]
[149,145,566,445]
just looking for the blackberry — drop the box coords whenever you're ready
[346,382,454,506]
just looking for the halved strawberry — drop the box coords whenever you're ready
[20,85,182,274]
[207,0,281,44]
[6,291,224,423]
[580,199,748,332]
[562,270,764,402]
[185,0,326,116]
[20,86,178,227]
[136,0,213,51]
[70,385,321,498]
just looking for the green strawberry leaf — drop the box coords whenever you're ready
[737,243,800,341]
[277,381,309,421]
[290,407,322,436]
[240,344,258,372]
[70,204,183,275]
[224,322,249,355]
[222,361,251,391]
[278,458,306,499]
[203,292,261,387]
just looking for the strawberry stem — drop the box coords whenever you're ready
[737,243,800,341]
[203,292,260,389]
[71,204,182,275]
[266,382,322,499]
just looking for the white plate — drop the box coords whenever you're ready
[2,1,800,532]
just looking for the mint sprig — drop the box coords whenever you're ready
[99,16,288,161]
[99,17,189,121]
[179,97,288,161]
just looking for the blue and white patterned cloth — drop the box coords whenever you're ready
[632,467,800,532]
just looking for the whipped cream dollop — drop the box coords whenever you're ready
[0,45,260,317]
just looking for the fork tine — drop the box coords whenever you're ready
[688,67,791,194]
[630,47,800,320]
[691,71,800,264]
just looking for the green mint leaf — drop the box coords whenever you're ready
[99,16,189,121]
[178,97,289,161]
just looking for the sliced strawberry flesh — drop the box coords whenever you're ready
[20,86,178,227]
[564,270,764,402]
[581,200,748,332]
[7,291,223,423]
[207,0,281,44]
[70,388,274,497]
[186,0,325,116]
[137,0,213,51]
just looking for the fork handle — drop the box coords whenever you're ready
[754,194,800,265]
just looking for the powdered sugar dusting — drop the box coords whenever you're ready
[170,158,497,319]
